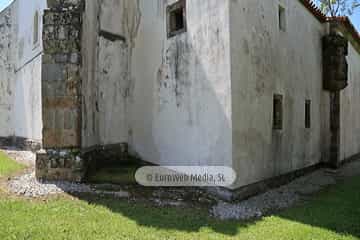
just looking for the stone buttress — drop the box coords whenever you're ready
[36,0,85,181]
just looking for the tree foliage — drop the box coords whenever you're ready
[317,0,359,16]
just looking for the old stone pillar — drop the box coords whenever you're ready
[36,0,85,181]
[323,32,348,168]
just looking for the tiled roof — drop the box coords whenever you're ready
[299,0,360,46]
[299,0,327,22]
[328,16,360,43]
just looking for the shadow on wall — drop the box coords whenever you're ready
[130,2,232,169]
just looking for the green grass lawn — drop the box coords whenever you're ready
[0,155,359,240]
[0,151,24,177]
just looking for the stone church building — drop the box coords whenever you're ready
[0,0,359,198]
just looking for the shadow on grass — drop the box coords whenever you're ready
[60,175,360,238]
[277,175,360,238]
[81,163,246,235]
[57,177,360,238]
[68,189,247,236]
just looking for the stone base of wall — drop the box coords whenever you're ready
[83,143,129,165]
[36,149,86,182]
[82,143,134,179]
[0,136,41,152]
[36,143,131,182]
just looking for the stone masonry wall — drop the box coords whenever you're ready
[323,33,349,168]
[42,2,82,148]
[36,0,85,182]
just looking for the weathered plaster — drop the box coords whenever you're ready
[82,0,141,148]
[2,0,360,193]
[81,0,232,169]
[0,4,15,137]
[229,0,328,188]
[0,0,45,143]
[340,44,360,161]
[128,0,232,167]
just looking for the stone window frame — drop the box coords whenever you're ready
[278,5,287,32]
[273,94,283,130]
[167,0,187,38]
[33,10,40,46]
[305,99,311,129]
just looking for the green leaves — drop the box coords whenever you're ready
[317,0,359,16]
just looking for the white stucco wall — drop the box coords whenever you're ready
[82,0,130,147]
[0,2,16,137]
[80,0,359,190]
[13,56,42,141]
[129,0,232,167]
[229,0,328,188]
[0,0,45,141]
[82,0,100,148]
[340,43,360,161]
[82,0,233,168]
[13,0,45,141]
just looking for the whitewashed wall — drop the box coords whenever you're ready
[129,0,232,167]
[340,43,360,161]
[0,3,15,137]
[229,0,328,188]
[81,0,360,190]
[82,0,233,168]
[0,0,46,142]
[12,0,46,142]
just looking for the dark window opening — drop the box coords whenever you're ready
[279,5,286,31]
[33,11,39,45]
[305,100,311,129]
[167,0,186,38]
[273,94,283,130]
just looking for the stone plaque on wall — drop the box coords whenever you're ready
[323,34,348,91]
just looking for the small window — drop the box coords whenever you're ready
[273,94,283,130]
[167,0,186,38]
[305,100,311,129]
[33,11,39,45]
[278,5,286,32]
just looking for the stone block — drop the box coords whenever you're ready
[54,53,68,63]
[47,0,84,11]
[42,54,55,64]
[69,52,80,64]
[55,109,64,129]
[42,81,56,97]
[323,34,349,91]
[69,28,80,40]
[43,10,54,25]
[43,25,55,41]
[57,26,68,40]
[42,63,66,81]
[36,148,86,182]
[43,109,55,129]
[43,128,80,148]
[64,109,75,130]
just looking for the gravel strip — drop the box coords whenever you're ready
[212,186,301,220]
[211,170,339,220]
[7,172,130,198]
[1,148,35,167]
